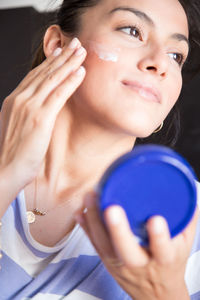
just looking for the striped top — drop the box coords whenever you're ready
[185,182,200,299]
[0,183,200,300]
[0,190,131,300]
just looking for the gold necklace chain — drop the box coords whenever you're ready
[27,177,47,224]
[26,178,71,224]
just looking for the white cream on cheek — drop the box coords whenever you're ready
[87,38,145,63]
[88,41,120,62]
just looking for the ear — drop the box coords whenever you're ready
[43,25,70,57]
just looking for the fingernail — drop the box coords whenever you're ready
[152,216,167,234]
[53,47,62,56]
[75,66,86,76]
[75,46,86,56]
[69,37,79,49]
[106,206,123,225]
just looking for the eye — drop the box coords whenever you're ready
[118,26,143,41]
[168,52,184,66]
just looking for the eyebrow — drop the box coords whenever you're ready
[109,6,155,27]
[109,6,189,48]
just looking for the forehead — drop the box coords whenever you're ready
[85,0,189,37]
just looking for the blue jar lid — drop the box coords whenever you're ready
[97,144,197,246]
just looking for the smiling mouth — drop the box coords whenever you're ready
[122,80,161,103]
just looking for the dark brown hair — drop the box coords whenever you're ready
[31,0,100,69]
[31,0,200,147]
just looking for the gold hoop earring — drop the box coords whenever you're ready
[154,122,163,133]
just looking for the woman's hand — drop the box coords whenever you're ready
[75,191,198,300]
[0,38,86,193]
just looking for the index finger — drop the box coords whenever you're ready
[12,38,81,96]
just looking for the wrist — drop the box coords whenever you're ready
[158,281,190,300]
[0,165,22,218]
[132,280,190,300]
[164,281,190,300]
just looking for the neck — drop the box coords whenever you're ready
[38,99,136,200]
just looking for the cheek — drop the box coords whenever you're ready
[84,51,112,81]
[82,43,136,91]
[167,73,182,106]
[158,59,182,110]
[161,73,182,120]
[81,38,141,91]
[81,50,120,101]
[87,40,120,62]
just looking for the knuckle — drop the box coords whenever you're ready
[44,65,54,76]
[32,112,43,127]
[32,110,50,128]
[10,94,25,110]
[48,73,55,81]
[13,94,24,104]
[54,88,63,99]
[1,95,20,114]
[2,96,10,106]
[24,100,34,115]
[34,115,42,127]
[46,71,60,83]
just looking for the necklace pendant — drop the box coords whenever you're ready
[27,211,36,224]
[33,208,46,216]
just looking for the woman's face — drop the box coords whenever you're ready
[72,0,189,137]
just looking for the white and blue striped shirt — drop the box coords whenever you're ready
[0,190,131,300]
[185,182,200,299]
[1,183,200,299]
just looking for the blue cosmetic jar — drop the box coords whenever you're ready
[97,145,197,246]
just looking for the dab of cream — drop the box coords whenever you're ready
[88,41,120,62]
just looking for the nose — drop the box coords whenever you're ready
[138,47,168,78]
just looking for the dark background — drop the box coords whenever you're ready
[0,7,200,179]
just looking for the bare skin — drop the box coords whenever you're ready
[0,34,134,245]
[0,0,198,298]
[76,191,198,300]
[0,39,88,245]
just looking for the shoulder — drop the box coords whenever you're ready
[196,180,200,208]
[184,181,200,296]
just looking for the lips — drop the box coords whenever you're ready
[122,80,161,103]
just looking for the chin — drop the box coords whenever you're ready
[108,122,155,140]
[136,130,154,139]
[134,129,154,139]
[113,115,157,138]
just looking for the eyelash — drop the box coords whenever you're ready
[116,25,186,67]
[168,53,185,67]
[117,25,143,41]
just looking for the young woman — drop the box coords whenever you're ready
[0,0,200,299]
